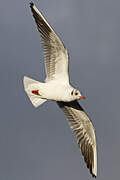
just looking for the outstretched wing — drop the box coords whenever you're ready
[30,2,69,82]
[57,100,97,178]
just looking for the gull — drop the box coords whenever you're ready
[23,2,97,177]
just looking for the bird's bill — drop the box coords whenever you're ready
[79,96,85,99]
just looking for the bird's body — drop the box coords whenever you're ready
[23,2,97,177]
[43,81,74,102]
[25,77,75,102]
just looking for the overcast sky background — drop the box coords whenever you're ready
[0,0,120,179]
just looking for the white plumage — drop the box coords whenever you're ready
[23,2,97,177]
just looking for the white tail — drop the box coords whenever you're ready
[23,76,47,107]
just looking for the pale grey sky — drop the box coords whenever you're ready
[0,0,120,179]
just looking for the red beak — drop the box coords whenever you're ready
[79,96,85,99]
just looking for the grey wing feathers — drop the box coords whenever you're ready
[30,2,69,82]
[57,100,97,178]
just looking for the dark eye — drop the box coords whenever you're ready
[71,90,74,95]
[75,92,78,96]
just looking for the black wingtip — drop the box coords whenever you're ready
[30,1,34,8]
[92,174,96,178]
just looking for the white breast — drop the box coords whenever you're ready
[42,80,73,102]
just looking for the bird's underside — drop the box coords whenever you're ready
[23,2,97,178]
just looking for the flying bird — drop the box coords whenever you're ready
[23,2,97,177]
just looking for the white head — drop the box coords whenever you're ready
[71,89,85,100]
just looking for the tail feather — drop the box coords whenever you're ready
[23,76,47,107]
